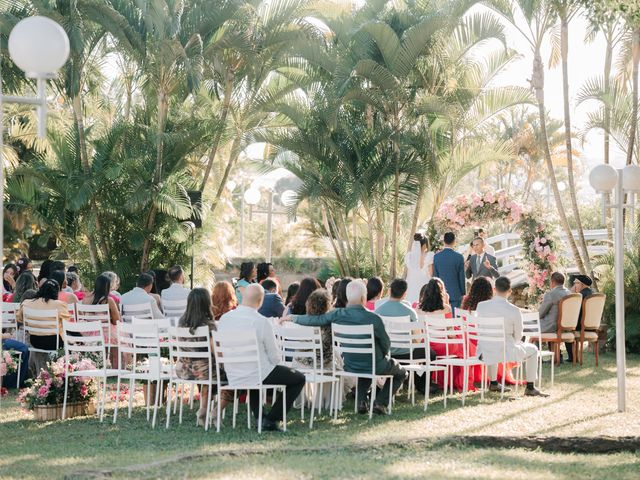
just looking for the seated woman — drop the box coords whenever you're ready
[462,277,522,386]
[81,274,121,367]
[235,262,256,304]
[51,270,79,305]
[419,278,481,392]
[286,277,321,315]
[3,264,18,300]
[211,281,237,321]
[176,288,229,427]
[365,277,384,311]
[6,271,37,303]
[16,279,70,352]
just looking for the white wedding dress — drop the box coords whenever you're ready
[404,241,434,305]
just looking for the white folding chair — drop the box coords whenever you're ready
[428,316,484,406]
[2,302,22,342]
[61,321,121,421]
[467,316,507,400]
[162,299,187,323]
[379,315,411,330]
[113,322,169,428]
[212,330,287,434]
[274,324,337,428]
[76,304,115,359]
[67,303,78,322]
[386,320,448,409]
[121,303,153,323]
[522,311,554,388]
[23,307,61,355]
[165,326,215,430]
[330,323,394,420]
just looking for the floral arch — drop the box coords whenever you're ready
[433,191,557,299]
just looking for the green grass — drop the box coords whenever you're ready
[1,352,639,479]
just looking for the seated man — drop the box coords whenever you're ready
[476,276,546,397]
[291,281,407,415]
[258,279,285,318]
[161,265,191,303]
[538,272,570,333]
[567,274,594,363]
[120,273,164,319]
[375,278,437,394]
[218,284,305,432]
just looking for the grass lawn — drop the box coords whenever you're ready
[0,352,639,479]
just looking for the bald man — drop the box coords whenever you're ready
[218,284,305,432]
[290,281,407,415]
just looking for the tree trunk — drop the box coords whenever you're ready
[321,205,346,276]
[375,206,385,273]
[604,31,614,242]
[210,134,241,216]
[390,167,400,279]
[327,208,350,276]
[627,28,640,166]
[199,71,234,192]
[532,49,586,274]
[560,14,591,275]
[364,205,377,271]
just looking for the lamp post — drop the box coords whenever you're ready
[589,164,640,413]
[0,16,70,404]
[243,186,261,258]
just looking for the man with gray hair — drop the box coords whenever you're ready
[290,280,407,415]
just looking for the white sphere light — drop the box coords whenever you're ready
[622,164,640,192]
[557,181,567,192]
[280,190,297,207]
[531,181,544,192]
[589,164,618,193]
[226,180,237,193]
[8,16,70,78]
[244,188,261,205]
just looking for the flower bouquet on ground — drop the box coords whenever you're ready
[18,353,98,420]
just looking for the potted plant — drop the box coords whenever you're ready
[0,349,20,397]
[18,353,98,421]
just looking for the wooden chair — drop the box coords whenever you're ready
[575,293,606,366]
[537,293,582,365]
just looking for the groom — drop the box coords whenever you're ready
[433,232,466,310]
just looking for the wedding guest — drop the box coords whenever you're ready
[120,273,164,319]
[305,289,333,369]
[161,265,190,303]
[6,271,37,303]
[82,274,121,366]
[66,272,85,301]
[376,278,436,394]
[51,270,78,305]
[291,281,407,415]
[333,277,352,308]
[567,274,594,363]
[258,279,286,318]
[284,282,299,307]
[461,277,494,312]
[102,271,122,302]
[235,262,256,304]
[539,272,571,334]
[37,259,54,285]
[17,279,70,351]
[257,262,282,295]
[16,256,33,277]
[475,228,495,256]
[418,278,452,316]
[288,277,321,315]
[465,236,499,281]
[476,276,546,396]
[176,288,228,427]
[211,281,238,321]
[219,284,305,432]
[433,232,466,310]
[3,264,17,294]
[145,270,163,310]
[365,277,384,311]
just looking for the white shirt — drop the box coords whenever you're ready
[161,283,190,303]
[476,296,527,364]
[120,287,163,319]
[217,305,281,385]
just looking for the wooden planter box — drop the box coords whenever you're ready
[33,401,95,421]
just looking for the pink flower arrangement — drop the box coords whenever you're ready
[0,350,19,376]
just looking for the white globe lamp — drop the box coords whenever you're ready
[226,180,237,193]
[281,190,297,207]
[8,16,70,78]
[622,164,640,192]
[589,164,618,193]
[531,181,544,192]
[244,188,261,206]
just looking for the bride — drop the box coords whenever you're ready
[405,232,434,304]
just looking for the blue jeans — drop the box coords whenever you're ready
[2,339,30,389]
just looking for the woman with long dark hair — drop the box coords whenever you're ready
[6,271,37,303]
[288,277,321,315]
[418,278,451,315]
[82,274,121,366]
[16,256,33,277]
[333,278,352,308]
[461,277,493,312]
[365,277,384,311]
[17,279,70,351]
[3,264,18,294]
[285,282,299,307]
[235,261,256,304]
[176,288,227,426]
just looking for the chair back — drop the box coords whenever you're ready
[168,326,213,382]
[23,307,60,351]
[467,316,506,362]
[76,303,114,346]
[121,303,153,323]
[455,308,473,319]
[379,315,411,330]
[117,322,162,375]
[424,316,466,357]
[386,320,428,360]
[163,299,187,321]
[273,324,322,372]
[67,303,78,322]
[521,311,542,347]
[1,302,20,336]
[62,320,107,368]
[558,293,583,331]
[211,330,262,386]
[582,293,606,330]
[331,323,375,376]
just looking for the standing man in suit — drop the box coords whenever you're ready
[465,237,500,281]
[433,232,466,311]
[476,276,547,396]
[538,272,571,333]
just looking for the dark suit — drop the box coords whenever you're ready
[433,247,466,309]
[258,292,286,318]
[465,252,499,280]
[567,286,593,361]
